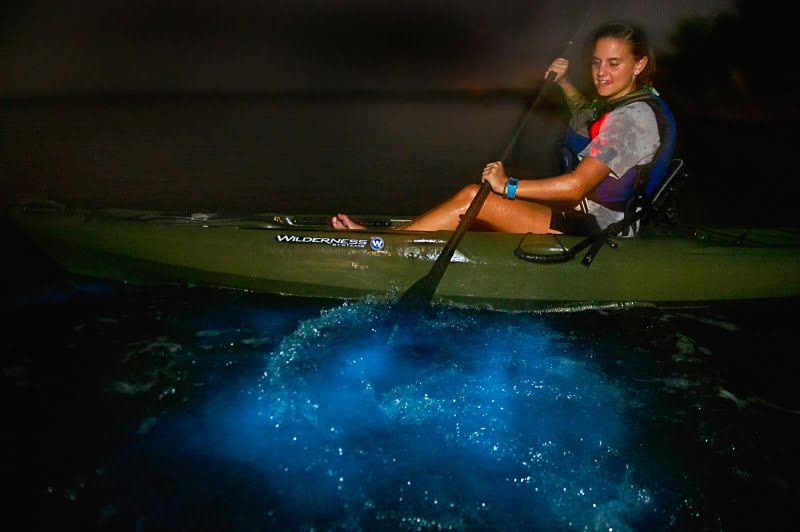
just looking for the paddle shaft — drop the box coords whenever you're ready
[398,8,592,308]
[398,74,560,308]
[500,71,557,164]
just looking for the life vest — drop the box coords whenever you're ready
[561,87,677,210]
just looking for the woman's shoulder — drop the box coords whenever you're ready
[607,100,657,128]
[610,99,656,115]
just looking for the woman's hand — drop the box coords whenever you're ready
[481,161,508,194]
[545,57,570,85]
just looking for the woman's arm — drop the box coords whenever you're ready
[545,57,589,115]
[482,158,610,204]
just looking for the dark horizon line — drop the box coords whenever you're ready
[0,85,557,102]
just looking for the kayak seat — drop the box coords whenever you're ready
[515,157,689,266]
[614,157,688,237]
[577,157,688,266]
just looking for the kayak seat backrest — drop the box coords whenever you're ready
[636,94,678,198]
[633,157,688,233]
[595,157,688,239]
[575,157,688,266]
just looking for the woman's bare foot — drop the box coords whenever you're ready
[331,213,365,230]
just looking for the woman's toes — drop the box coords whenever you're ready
[331,213,364,230]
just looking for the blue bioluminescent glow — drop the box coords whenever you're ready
[129,301,659,530]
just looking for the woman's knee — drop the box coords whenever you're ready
[454,184,481,205]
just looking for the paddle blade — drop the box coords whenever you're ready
[396,181,493,309]
[396,263,447,310]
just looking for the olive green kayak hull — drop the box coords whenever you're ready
[9,202,800,310]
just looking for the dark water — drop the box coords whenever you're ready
[2,95,800,530]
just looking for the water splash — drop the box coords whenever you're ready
[152,301,658,530]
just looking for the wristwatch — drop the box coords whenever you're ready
[505,177,519,199]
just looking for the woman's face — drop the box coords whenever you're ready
[591,37,647,101]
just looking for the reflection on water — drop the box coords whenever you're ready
[4,278,798,530]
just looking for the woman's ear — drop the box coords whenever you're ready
[635,56,648,75]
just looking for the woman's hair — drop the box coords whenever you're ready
[592,21,656,86]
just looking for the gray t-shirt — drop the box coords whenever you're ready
[571,101,660,235]
[578,101,659,179]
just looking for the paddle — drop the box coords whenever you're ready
[396,70,561,309]
[395,7,595,310]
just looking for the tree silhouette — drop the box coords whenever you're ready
[660,0,794,118]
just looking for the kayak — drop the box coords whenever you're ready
[8,199,800,311]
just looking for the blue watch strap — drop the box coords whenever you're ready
[505,177,519,199]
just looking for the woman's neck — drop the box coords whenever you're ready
[608,84,641,102]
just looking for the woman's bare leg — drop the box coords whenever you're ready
[399,184,554,233]
[332,184,554,233]
[330,195,467,231]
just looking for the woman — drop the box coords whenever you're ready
[332,21,665,235]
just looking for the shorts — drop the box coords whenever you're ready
[549,208,602,235]
[549,199,637,237]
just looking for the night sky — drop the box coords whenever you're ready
[1,0,735,94]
